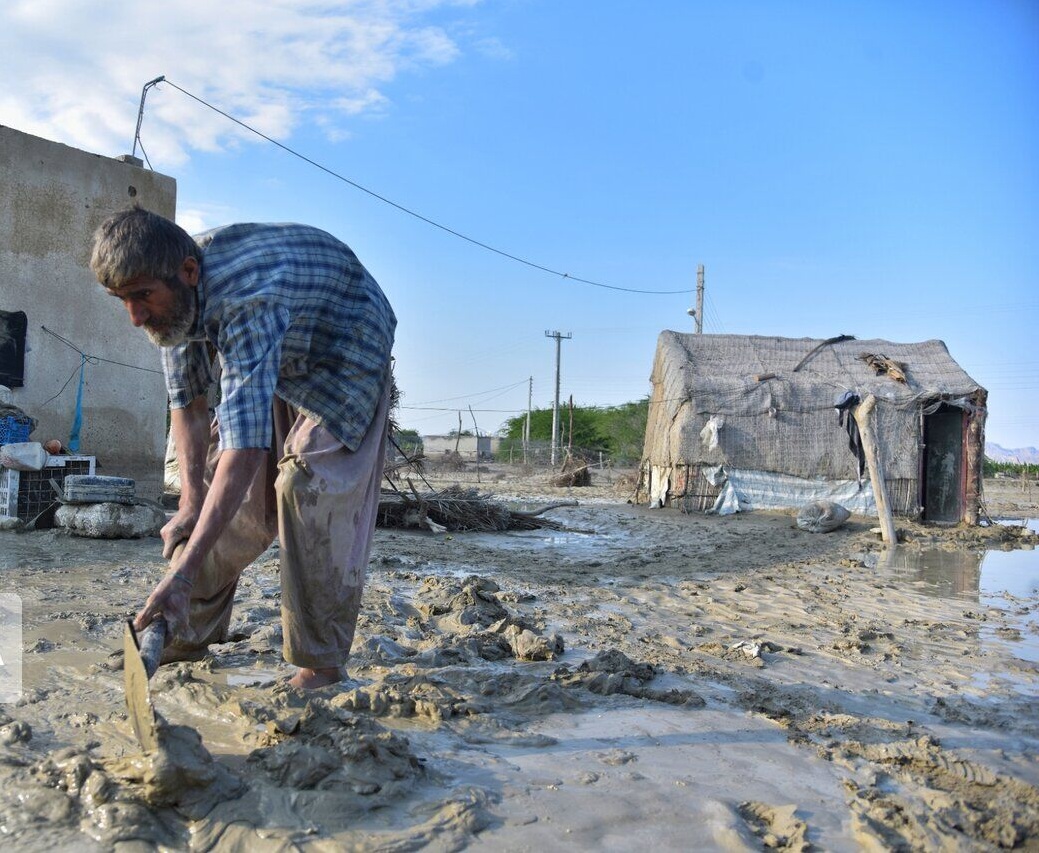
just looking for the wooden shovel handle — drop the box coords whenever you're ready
[138,540,187,678]
[138,616,167,679]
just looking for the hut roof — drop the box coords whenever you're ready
[652,333,982,411]
[644,333,985,480]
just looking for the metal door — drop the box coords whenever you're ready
[922,405,965,523]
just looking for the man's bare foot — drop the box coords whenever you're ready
[288,666,342,690]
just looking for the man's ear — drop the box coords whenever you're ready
[180,256,200,287]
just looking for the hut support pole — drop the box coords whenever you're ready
[854,394,897,545]
[964,391,987,525]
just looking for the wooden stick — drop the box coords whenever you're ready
[512,499,579,517]
[853,394,897,544]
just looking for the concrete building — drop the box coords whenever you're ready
[0,126,177,489]
[422,434,497,461]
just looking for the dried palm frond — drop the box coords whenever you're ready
[858,352,908,384]
[377,483,579,533]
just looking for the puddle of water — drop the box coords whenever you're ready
[418,562,485,579]
[460,529,613,555]
[877,543,1039,676]
[978,549,1039,600]
[878,544,1039,601]
[997,517,1039,534]
[225,668,283,687]
[201,665,285,688]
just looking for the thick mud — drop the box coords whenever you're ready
[0,476,1037,849]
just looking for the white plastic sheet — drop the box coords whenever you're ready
[699,415,725,451]
[710,467,877,516]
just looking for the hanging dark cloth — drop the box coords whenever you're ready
[834,390,865,483]
[0,310,28,388]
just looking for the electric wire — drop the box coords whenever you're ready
[705,292,725,333]
[410,378,528,406]
[153,78,692,296]
[41,326,164,375]
[399,406,525,413]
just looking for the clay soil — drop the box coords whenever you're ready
[0,470,1037,850]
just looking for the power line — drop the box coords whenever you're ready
[409,378,528,406]
[149,78,693,296]
[705,292,725,333]
[399,406,525,413]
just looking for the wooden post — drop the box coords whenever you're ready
[468,405,481,484]
[963,390,987,525]
[853,394,897,545]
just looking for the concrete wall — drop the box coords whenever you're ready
[0,126,176,490]
[423,435,494,460]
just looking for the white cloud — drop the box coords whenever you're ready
[0,0,475,167]
[176,203,238,235]
[474,36,515,61]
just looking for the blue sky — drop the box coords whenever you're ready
[3,0,1037,447]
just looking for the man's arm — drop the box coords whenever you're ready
[135,443,265,634]
[139,393,266,635]
[169,446,266,583]
[161,395,211,557]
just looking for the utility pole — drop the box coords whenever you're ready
[696,263,705,334]
[524,376,532,465]
[544,330,572,465]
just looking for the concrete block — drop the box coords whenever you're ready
[55,502,164,539]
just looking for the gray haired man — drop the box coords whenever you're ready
[91,207,395,688]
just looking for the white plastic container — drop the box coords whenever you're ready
[0,441,48,472]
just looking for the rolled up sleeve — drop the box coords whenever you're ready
[161,341,213,409]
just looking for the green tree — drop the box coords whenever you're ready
[496,398,649,463]
[984,459,1039,478]
[392,428,423,456]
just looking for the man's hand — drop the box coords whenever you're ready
[161,508,199,559]
[134,567,194,642]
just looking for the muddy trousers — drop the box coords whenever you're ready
[167,389,389,669]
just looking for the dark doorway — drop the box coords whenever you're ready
[922,405,965,523]
[0,310,27,387]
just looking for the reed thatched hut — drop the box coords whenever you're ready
[636,333,987,524]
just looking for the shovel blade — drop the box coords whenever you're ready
[124,620,159,752]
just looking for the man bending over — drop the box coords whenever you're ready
[90,207,396,689]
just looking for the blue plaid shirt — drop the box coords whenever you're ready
[160,223,396,451]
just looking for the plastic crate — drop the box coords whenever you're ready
[0,456,96,525]
[0,417,31,446]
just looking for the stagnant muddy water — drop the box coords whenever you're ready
[0,491,1037,850]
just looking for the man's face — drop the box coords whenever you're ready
[112,258,198,347]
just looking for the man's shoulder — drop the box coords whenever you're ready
[195,222,344,250]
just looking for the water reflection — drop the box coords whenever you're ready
[877,548,983,600]
[877,539,1039,602]
[876,538,1039,670]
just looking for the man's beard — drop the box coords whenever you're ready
[145,281,196,347]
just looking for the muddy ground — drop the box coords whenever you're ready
[0,472,1037,850]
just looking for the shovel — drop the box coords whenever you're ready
[123,541,185,751]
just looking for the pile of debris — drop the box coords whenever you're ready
[377,484,577,534]
[0,386,161,536]
[551,459,592,488]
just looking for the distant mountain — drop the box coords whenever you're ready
[986,443,1039,464]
